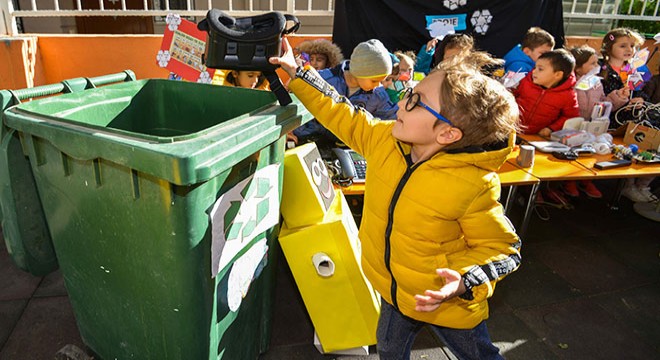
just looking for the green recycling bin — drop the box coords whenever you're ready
[1,73,311,359]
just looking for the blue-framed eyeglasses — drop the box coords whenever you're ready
[402,88,454,127]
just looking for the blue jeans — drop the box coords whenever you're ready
[376,300,503,360]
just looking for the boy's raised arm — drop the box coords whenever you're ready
[270,38,392,157]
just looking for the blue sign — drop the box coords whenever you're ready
[425,14,467,31]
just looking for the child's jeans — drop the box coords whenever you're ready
[376,300,503,360]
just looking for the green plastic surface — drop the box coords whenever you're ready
[0,71,135,276]
[2,78,311,359]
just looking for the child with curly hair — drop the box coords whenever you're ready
[295,39,344,71]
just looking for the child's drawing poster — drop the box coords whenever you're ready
[156,13,214,83]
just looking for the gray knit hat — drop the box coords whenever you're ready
[349,39,392,79]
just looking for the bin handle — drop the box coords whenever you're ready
[2,70,136,109]
[80,70,136,90]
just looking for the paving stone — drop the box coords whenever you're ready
[514,297,656,359]
[0,296,85,360]
[496,244,580,309]
[0,246,41,301]
[33,270,68,298]
[488,312,557,360]
[592,285,660,353]
[532,235,652,295]
[598,228,660,277]
[0,300,27,349]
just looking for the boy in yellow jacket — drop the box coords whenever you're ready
[271,40,521,360]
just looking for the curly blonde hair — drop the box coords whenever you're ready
[434,52,520,150]
[296,39,345,68]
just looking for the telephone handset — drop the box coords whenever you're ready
[331,148,366,184]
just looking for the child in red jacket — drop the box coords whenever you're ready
[513,49,580,137]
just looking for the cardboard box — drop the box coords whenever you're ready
[279,191,380,353]
[621,121,660,152]
[281,143,336,228]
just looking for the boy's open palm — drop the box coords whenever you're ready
[414,268,466,312]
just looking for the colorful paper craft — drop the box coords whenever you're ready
[156,13,215,83]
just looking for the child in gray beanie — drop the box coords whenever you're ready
[350,39,393,79]
[291,39,399,147]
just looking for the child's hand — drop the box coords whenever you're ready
[615,87,630,99]
[413,268,466,312]
[630,97,644,104]
[269,37,298,79]
[538,127,552,137]
[286,131,298,145]
[426,38,439,52]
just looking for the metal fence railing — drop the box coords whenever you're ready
[2,0,659,36]
[1,0,335,35]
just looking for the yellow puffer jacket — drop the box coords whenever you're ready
[289,68,521,329]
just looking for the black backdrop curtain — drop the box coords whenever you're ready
[332,0,565,59]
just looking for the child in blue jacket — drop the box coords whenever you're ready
[503,27,554,74]
[292,39,398,146]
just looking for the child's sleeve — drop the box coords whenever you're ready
[371,88,399,120]
[288,67,391,157]
[603,87,629,111]
[415,44,434,75]
[550,90,581,131]
[450,180,521,303]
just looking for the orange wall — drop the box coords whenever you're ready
[0,37,39,89]
[0,34,656,92]
[35,35,170,84]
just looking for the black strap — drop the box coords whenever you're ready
[283,14,300,34]
[265,71,292,106]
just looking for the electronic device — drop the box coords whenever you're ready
[197,9,300,105]
[594,159,632,170]
[550,129,591,147]
[528,141,571,153]
[571,144,596,156]
[552,150,579,160]
[331,148,366,183]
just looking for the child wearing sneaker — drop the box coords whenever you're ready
[599,28,657,203]
[564,45,629,199]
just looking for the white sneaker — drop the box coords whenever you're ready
[622,186,658,203]
[637,187,659,203]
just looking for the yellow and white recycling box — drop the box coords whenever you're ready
[281,143,336,229]
[279,190,380,353]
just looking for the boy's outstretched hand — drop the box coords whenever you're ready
[414,268,467,312]
[269,37,298,79]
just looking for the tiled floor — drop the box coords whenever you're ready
[1,179,659,360]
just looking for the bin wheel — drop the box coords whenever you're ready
[54,344,94,360]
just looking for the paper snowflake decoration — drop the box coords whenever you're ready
[166,13,182,31]
[156,50,171,67]
[471,9,492,35]
[443,0,467,10]
[197,71,212,84]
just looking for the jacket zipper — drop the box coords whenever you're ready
[528,89,546,123]
[384,144,423,309]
